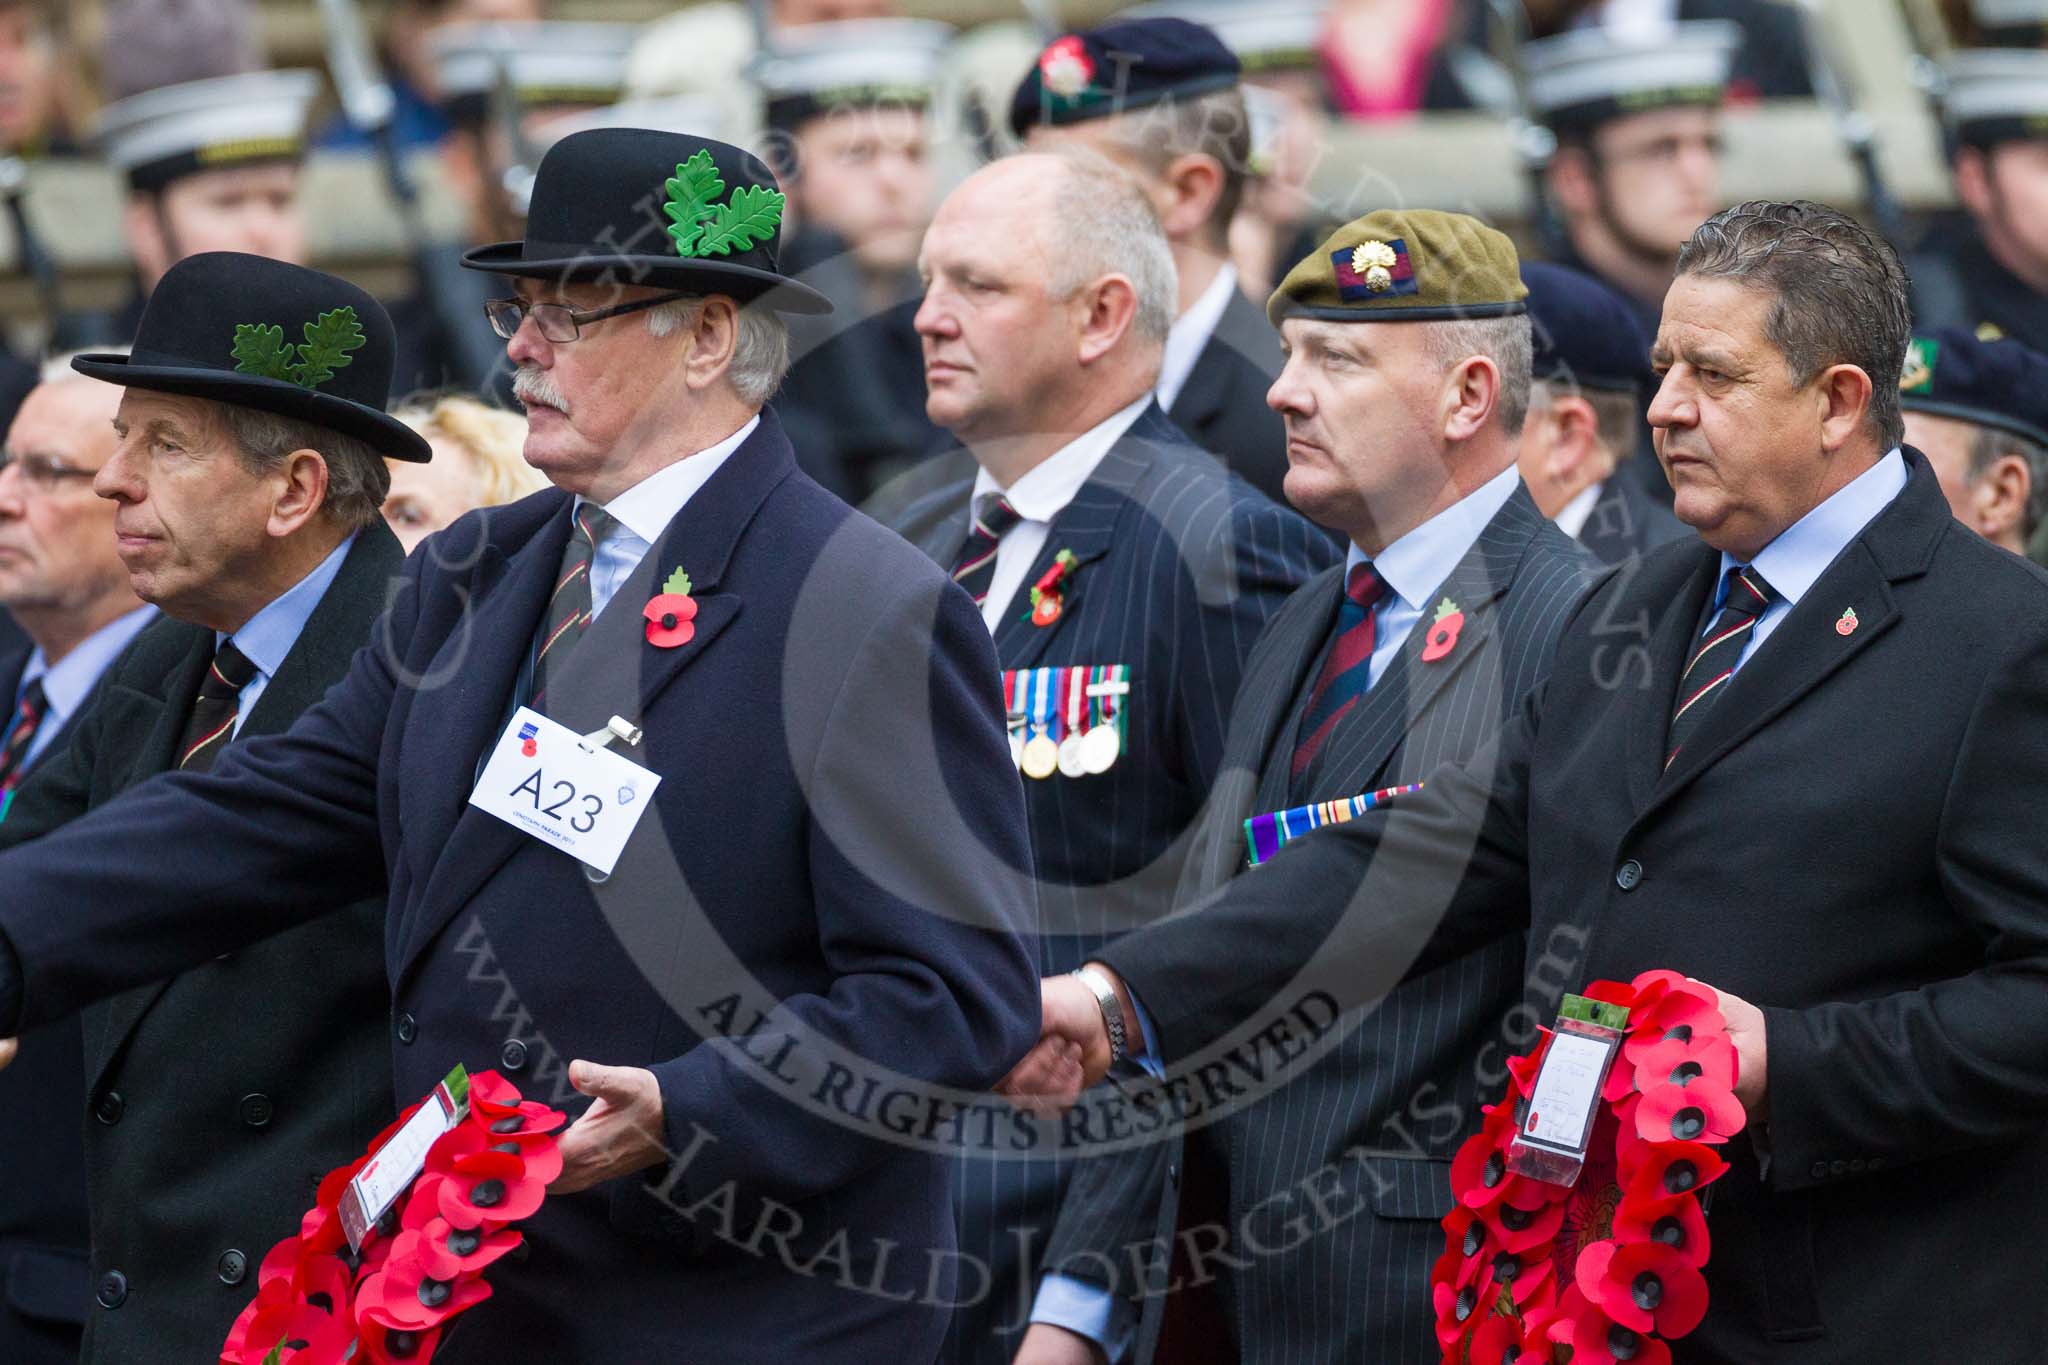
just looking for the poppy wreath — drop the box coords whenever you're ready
[1433,970,1743,1365]
[219,1071,565,1365]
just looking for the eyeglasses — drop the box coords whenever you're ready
[0,450,98,495]
[484,293,690,342]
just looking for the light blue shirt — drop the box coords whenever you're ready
[1711,448,1907,672]
[11,605,157,767]
[220,533,355,734]
[578,415,758,621]
[1343,462,1523,690]
[1034,466,1527,1356]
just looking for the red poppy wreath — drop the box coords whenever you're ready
[1433,970,1744,1364]
[220,1069,564,1365]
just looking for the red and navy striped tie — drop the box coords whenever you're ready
[950,494,1022,607]
[1666,565,1778,769]
[1291,562,1389,780]
[176,641,259,773]
[533,503,619,706]
[0,678,48,797]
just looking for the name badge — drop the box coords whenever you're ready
[468,707,661,876]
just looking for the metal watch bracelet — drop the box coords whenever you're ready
[1073,965,1128,1066]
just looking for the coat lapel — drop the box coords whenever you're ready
[397,416,796,982]
[1167,287,1277,439]
[988,437,1152,670]
[1624,549,1722,812]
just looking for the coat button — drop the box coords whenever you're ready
[500,1039,529,1072]
[395,1012,417,1045]
[1849,1158,1867,1174]
[1869,1157,1885,1172]
[95,1270,127,1308]
[238,1094,274,1129]
[1828,1159,1847,1177]
[1614,860,1643,891]
[217,1249,247,1286]
[1168,1164,1180,1188]
[94,1091,124,1125]
[1810,1160,1828,1180]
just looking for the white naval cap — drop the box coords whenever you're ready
[431,21,638,128]
[1118,1,1327,74]
[753,18,955,130]
[1523,20,1739,133]
[1938,47,2048,145]
[95,69,319,193]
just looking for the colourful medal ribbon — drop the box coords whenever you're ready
[1244,782,1425,868]
[1033,666,1055,746]
[1066,665,1086,742]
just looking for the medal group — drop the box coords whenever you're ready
[1003,665,1130,780]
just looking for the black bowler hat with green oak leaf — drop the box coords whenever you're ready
[461,127,833,315]
[69,252,432,462]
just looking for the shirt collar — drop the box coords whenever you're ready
[588,415,761,548]
[222,532,357,682]
[969,395,1153,525]
[1554,480,1605,541]
[23,604,157,722]
[1346,463,1524,610]
[1157,263,1240,410]
[1719,448,1908,608]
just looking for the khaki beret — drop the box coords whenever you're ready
[1268,209,1529,327]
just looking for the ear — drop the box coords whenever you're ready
[1441,354,1502,443]
[1075,273,1141,367]
[1541,394,1605,486]
[1156,152,1225,242]
[1813,363,1875,454]
[682,298,741,393]
[123,194,169,290]
[1546,145,1597,219]
[1953,145,1992,220]
[267,449,332,539]
[1973,452,2031,542]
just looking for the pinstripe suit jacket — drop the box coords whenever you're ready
[885,404,1335,1363]
[1054,483,1597,1364]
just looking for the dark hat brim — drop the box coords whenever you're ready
[70,354,434,463]
[1900,396,2048,453]
[459,242,834,315]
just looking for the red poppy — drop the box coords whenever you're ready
[1478,1179,1568,1254]
[1421,606,1465,662]
[354,1317,443,1365]
[1613,1190,1711,1269]
[1629,1032,1738,1096]
[406,1216,523,1280]
[1439,1207,1489,1283]
[1558,1294,1673,1365]
[231,1299,355,1365]
[1624,1141,1729,1204]
[1621,984,1722,1067]
[1450,1115,1517,1211]
[1575,1238,1709,1339]
[353,1254,491,1334]
[1634,1077,1744,1145]
[467,1073,567,1138]
[432,1149,548,1226]
[1469,1310,1553,1365]
[642,592,697,648]
[1578,979,1642,1010]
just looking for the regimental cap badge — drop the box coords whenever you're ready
[1039,34,1096,98]
[1330,237,1419,302]
[1899,336,1937,395]
[664,149,785,261]
[1351,240,1399,291]
[231,306,366,392]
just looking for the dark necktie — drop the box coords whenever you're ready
[177,641,260,773]
[533,502,619,707]
[1291,562,1389,781]
[0,678,49,797]
[950,493,1023,608]
[1665,565,1779,769]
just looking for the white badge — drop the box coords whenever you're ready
[469,707,662,876]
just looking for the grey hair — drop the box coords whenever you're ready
[1041,150,1178,346]
[644,296,792,407]
[1969,423,2048,543]
[1424,314,1534,435]
[1675,200,1911,450]
[1097,87,1252,247]
[219,404,391,532]
[1527,377,1643,460]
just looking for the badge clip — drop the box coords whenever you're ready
[579,715,644,754]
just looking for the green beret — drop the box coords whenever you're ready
[1268,209,1529,327]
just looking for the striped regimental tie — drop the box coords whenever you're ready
[0,677,48,796]
[177,641,260,773]
[1665,565,1778,769]
[949,493,1022,607]
[1291,561,1389,781]
[533,502,620,707]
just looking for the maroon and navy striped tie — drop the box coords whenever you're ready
[1291,562,1389,780]
[176,641,259,773]
[0,678,48,797]
[950,494,1022,607]
[1665,565,1778,769]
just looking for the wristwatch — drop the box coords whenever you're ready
[1072,965,1128,1066]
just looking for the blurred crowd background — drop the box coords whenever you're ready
[0,0,2035,522]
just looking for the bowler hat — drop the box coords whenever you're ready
[71,252,431,462]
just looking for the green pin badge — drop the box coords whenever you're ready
[663,149,785,260]
[231,306,367,391]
